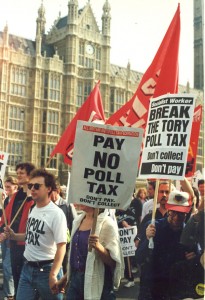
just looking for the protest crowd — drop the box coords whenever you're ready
[0,161,204,300]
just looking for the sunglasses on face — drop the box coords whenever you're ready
[27,183,43,190]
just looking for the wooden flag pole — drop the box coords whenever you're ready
[149,179,160,249]
[45,157,53,169]
[88,208,99,252]
[10,196,28,227]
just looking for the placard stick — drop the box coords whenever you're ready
[0,193,7,226]
[149,179,159,249]
[127,256,132,279]
[45,157,53,169]
[10,196,27,227]
[88,208,99,252]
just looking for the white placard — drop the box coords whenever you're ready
[68,121,143,209]
[119,226,137,257]
[0,152,9,190]
[139,94,195,180]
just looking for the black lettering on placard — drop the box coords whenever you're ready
[145,134,162,147]
[149,106,190,121]
[87,182,118,195]
[161,120,189,132]
[93,136,125,150]
[84,169,124,183]
[147,121,159,134]
[93,151,120,169]
[166,134,187,146]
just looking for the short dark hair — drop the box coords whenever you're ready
[147,181,156,190]
[159,181,169,187]
[29,168,56,193]
[198,179,204,187]
[16,162,35,176]
[192,186,200,208]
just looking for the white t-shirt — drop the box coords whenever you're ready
[24,201,67,261]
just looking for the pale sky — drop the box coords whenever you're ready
[0,0,194,87]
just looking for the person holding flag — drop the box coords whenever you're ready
[0,162,35,296]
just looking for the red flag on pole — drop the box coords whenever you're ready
[185,105,203,177]
[50,81,105,165]
[106,4,180,128]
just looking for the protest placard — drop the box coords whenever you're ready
[68,121,143,209]
[139,94,195,180]
[119,226,137,257]
[0,152,9,190]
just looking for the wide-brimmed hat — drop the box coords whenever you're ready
[165,190,192,213]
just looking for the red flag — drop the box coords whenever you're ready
[50,81,105,165]
[185,105,202,177]
[106,4,180,128]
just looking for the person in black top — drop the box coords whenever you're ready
[116,206,137,288]
[0,162,35,296]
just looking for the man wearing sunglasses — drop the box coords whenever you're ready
[4,169,67,300]
[0,162,35,298]
[136,189,196,300]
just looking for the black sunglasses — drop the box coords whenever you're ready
[27,183,43,190]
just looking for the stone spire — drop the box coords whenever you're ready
[102,0,111,36]
[67,0,78,25]
[36,1,46,36]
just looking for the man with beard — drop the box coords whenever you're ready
[137,181,169,240]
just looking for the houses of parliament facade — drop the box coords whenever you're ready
[0,0,204,183]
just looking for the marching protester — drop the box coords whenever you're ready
[4,168,67,300]
[130,192,143,230]
[140,181,169,226]
[135,188,147,205]
[137,181,170,243]
[168,208,205,299]
[1,176,18,300]
[136,189,195,300]
[116,206,137,288]
[50,181,77,273]
[0,162,35,296]
[52,205,124,300]
[141,181,156,220]
[197,179,204,212]
[146,181,156,200]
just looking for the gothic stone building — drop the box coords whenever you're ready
[0,0,203,183]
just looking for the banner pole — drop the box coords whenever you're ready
[149,179,159,249]
[10,196,27,227]
[45,157,53,169]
